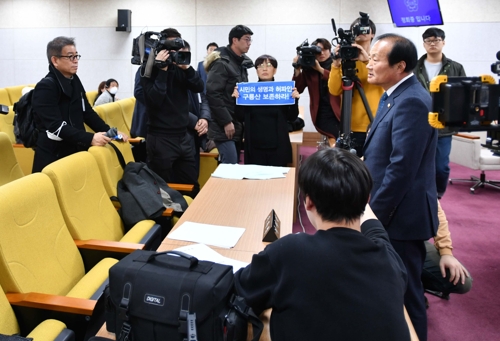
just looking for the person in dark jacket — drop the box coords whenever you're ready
[32,36,127,173]
[234,54,299,166]
[235,148,409,341]
[130,66,148,138]
[292,38,341,139]
[205,25,254,164]
[197,42,218,94]
[141,28,204,195]
[414,27,466,198]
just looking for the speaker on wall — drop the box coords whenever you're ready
[116,9,131,32]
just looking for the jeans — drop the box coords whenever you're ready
[214,140,239,164]
[436,135,452,198]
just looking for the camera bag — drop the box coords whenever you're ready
[105,250,262,341]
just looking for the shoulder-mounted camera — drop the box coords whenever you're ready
[292,39,322,69]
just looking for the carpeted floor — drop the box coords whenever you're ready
[293,146,500,340]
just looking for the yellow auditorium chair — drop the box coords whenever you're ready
[86,90,98,106]
[97,101,130,137]
[0,131,24,186]
[116,97,136,133]
[42,151,162,250]
[0,173,118,339]
[88,143,194,230]
[199,148,219,188]
[5,85,27,105]
[0,110,34,176]
[1,285,75,341]
[0,88,11,106]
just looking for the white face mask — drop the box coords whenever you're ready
[108,86,118,95]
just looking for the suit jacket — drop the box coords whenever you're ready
[363,75,438,241]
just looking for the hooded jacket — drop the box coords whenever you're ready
[204,46,254,142]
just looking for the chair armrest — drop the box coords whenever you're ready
[7,292,96,315]
[451,134,482,169]
[114,203,173,216]
[454,133,481,140]
[200,152,219,158]
[74,239,145,253]
[168,183,194,192]
[128,137,145,144]
[12,143,27,148]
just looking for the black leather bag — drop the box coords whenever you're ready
[105,250,262,341]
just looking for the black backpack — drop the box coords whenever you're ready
[13,78,55,148]
[13,89,38,148]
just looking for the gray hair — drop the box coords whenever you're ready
[47,36,75,64]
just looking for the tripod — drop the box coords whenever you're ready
[336,59,374,154]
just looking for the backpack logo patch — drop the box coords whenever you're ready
[144,294,164,306]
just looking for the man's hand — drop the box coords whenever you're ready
[195,119,208,136]
[440,255,470,285]
[291,87,300,99]
[155,50,170,71]
[312,60,324,74]
[92,132,112,146]
[351,43,369,62]
[224,122,235,140]
[332,45,341,68]
[117,131,129,142]
[293,55,301,76]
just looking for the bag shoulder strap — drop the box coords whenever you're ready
[108,142,127,169]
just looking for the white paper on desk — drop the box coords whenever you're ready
[167,221,245,248]
[173,244,249,273]
[211,163,290,180]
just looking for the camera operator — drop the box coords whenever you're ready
[141,28,204,195]
[292,39,341,139]
[328,17,384,157]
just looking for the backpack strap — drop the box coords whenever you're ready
[230,295,264,341]
[108,141,127,169]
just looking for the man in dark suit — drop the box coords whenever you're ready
[197,42,218,94]
[363,33,438,341]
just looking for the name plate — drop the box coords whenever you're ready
[236,81,295,106]
[262,209,281,242]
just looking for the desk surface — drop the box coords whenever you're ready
[159,169,296,262]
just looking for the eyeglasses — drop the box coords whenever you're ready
[423,39,443,45]
[241,37,252,43]
[56,54,81,61]
[256,63,273,69]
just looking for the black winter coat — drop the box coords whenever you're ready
[205,46,254,142]
[32,65,110,172]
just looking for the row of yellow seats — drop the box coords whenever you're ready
[91,97,136,138]
[0,84,36,106]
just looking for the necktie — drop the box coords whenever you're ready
[376,92,388,116]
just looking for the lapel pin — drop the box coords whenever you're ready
[387,103,391,108]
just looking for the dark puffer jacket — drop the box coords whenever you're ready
[205,46,253,142]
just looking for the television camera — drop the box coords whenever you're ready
[131,31,191,78]
[292,39,322,69]
[331,12,374,153]
[429,53,500,154]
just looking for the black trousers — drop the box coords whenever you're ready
[147,132,199,195]
[391,239,427,341]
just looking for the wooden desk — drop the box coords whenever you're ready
[159,169,295,257]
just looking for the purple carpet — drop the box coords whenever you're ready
[293,146,500,340]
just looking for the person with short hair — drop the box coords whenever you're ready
[235,148,409,341]
[414,27,466,199]
[205,25,254,164]
[198,42,218,93]
[292,38,341,140]
[233,54,299,166]
[363,33,438,341]
[31,36,128,173]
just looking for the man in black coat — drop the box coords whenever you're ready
[141,28,204,195]
[32,36,127,172]
[205,25,254,164]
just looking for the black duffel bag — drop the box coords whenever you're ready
[105,250,262,341]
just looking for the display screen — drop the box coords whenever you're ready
[387,0,444,27]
